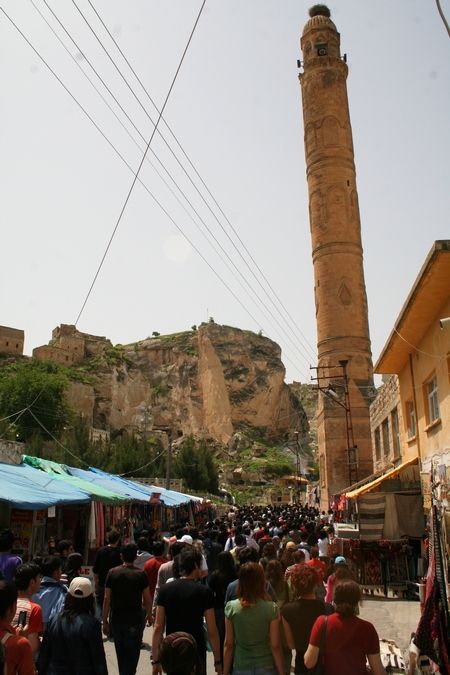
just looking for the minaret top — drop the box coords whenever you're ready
[302,5,337,36]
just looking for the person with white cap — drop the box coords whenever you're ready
[37,576,107,674]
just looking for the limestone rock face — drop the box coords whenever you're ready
[60,323,306,443]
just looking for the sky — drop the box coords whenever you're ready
[1,1,449,385]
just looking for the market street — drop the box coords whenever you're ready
[103,595,421,674]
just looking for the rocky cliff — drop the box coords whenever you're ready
[37,323,308,444]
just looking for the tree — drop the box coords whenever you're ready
[152,331,160,338]
[0,360,71,441]
[191,325,197,332]
[174,436,218,493]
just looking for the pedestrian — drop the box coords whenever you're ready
[92,529,121,615]
[307,547,326,600]
[304,579,385,675]
[207,552,237,658]
[159,631,199,675]
[134,537,153,571]
[103,542,151,675]
[281,564,333,674]
[0,530,22,583]
[56,540,74,575]
[32,556,67,628]
[324,556,354,603]
[66,553,83,586]
[0,580,34,675]
[144,541,166,609]
[37,576,107,675]
[223,562,284,675]
[13,563,43,658]
[152,546,221,675]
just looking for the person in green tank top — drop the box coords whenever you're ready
[223,562,284,675]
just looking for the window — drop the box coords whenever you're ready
[374,427,381,462]
[425,375,440,424]
[316,43,328,56]
[5,341,8,346]
[406,400,416,438]
[391,408,400,458]
[382,418,390,457]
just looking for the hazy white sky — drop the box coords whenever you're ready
[1,1,449,383]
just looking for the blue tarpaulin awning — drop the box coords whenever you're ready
[0,462,90,510]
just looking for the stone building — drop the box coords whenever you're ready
[298,6,374,505]
[33,324,109,366]
[370,375,404,472]
[0,325,24,356]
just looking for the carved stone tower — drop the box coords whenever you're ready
[299,6,374,504]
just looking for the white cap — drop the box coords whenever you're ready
[179,534,193,545]
[68,577,93,598]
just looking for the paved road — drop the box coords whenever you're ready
[103,596,421,674]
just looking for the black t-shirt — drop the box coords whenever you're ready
[158,579,214,653]
[281,599,333,674]
[93,545,122,587]
[105,565,148,624]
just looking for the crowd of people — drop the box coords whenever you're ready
[0,503,405,675]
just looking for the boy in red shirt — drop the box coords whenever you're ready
[0,580,35,675]
[14,563,44,658]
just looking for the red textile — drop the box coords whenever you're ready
[309,613,379,675]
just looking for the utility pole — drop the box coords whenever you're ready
[310,362,359,487]
[140,405,153,445]
[294,431,301,504]
[165,432,172,490]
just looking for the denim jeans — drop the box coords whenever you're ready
[111,621,144,675]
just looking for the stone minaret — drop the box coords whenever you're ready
[299,5,374,504]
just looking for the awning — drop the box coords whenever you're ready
[68,467,152,504]
[23,456,128,504]
[89,468,204,507]
[0,462,90,510]
[345,457,419,499]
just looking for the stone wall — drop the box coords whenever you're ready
[370,375,404,471]
[0,325,24,356]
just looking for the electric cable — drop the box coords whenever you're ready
[118,449,167,477]
[70,0,317,363]
[29,409,90,466]
[86,0,317,358]
[1,6,309,381]
[74,0,207,325]
[36,0,314,370]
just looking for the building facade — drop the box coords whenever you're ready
[375,240,450,509]
[0,325,24,356]
[299,6,374,504]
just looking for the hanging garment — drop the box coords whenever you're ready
[358,493,386,540]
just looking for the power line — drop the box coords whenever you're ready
[28,409,90,466]
[34,0,313,371]
[4,8,310,382]
[71,0,317,362]
[119,449,166,477]
[74,0,207,325]
[2,6,310,381]
[0,9,279,362]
